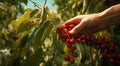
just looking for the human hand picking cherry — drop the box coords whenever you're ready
[56,20,120,65]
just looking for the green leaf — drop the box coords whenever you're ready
[41,24,53,42]
[53,32,65,54]
[19,34,28,48]
[30,9,39,18]
[21,48,44,66]
[15,9,32,33]
[79,44,88,64]
[17,20,29,33]
[32,20,50,47]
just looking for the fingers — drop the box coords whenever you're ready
[65,16,82,24]
[69,20,85,34]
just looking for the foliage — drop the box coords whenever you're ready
[0,0,120,66]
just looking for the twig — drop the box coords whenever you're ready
[29,0,42,10]
[39,0,47,26]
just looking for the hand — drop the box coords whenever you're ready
[65,4,120,34]
[65,13,103,34]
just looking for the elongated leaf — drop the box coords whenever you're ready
[30,9,39,18]
[19,34,28,48]
[33,21,50,47]
[79,44,87,64]
[15,9,32,33]
[53,32,64,54]
[41,23,53,42]
[21,48,44,66]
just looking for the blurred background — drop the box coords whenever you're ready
[25,0,57,10]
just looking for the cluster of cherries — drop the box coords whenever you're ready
[57,21,120,65]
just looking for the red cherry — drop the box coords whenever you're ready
[81,34,86,39]
[69,24,75,29]
[100,35,106,41]
[68,38,75,44]
[61,38,67,42]
[12,34,20,40]
[102,52,107,57]
[86,35,91,40]
[69,58,74,64]
[64,55,70,61]
[71,52,77,57]
[68,46,76,52]
[67,43,71,48]
[81,39,87,44]
[109,47,114,52]
[105,38,109,43]
[63,33,68,37]
[65,22,71,28]
[76,38,81,43]
[57,26,63,35]
[64,28,69,33]
[101,44,106,49]
[95,45,100,49]
[109,41,116,48]
[108,58,114,63]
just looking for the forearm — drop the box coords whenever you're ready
[98,4,120,28]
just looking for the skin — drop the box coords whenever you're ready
[65,4,120,34]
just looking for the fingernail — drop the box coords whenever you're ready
[69,30,74,34]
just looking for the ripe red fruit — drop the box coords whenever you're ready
[71,52,77,57]
[76,38,81,43]
[65,22,71,28]
[109,41,116,48]
[86,35,91,40]
[69,58,74,64]
[67,38,75,44]
[81,34,86,39]
[57,26,63,35]
[108,58,114,63]
[105,38,109,43]
[102,52,108,57]
[68,46,76,52]
[109,47,114,52]
[62,38,67,42]
[100,35,106,41]
[64,55,70,61]
[67,43,71,48]
[69,24,75,29]
[12,34,20,40]
[81,39,87,44]
[101,44,106,49]
[29,21,34,26]
[95,45,100,49]
[64,28,69,33]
